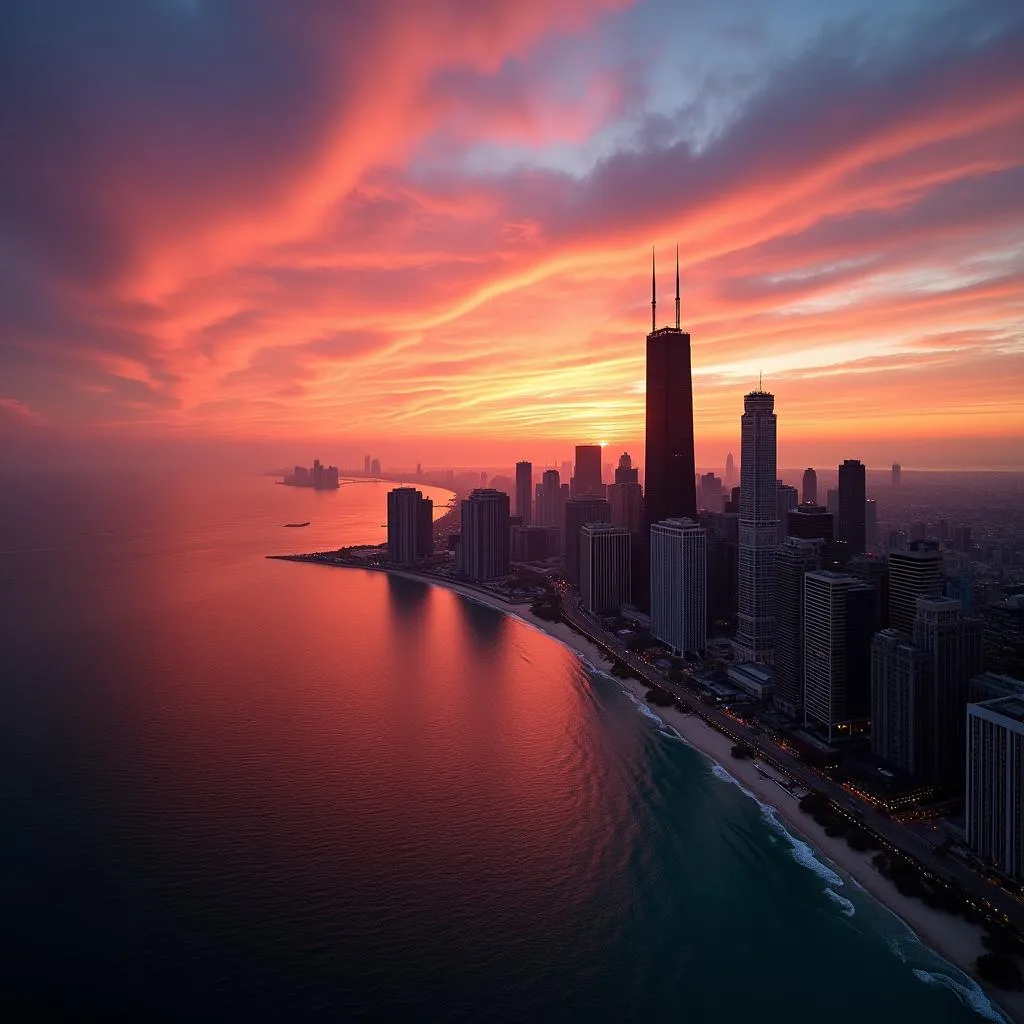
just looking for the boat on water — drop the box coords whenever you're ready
[283,521,311,528]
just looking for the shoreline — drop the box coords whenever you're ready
[278,557,1022,1022]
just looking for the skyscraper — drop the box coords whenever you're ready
[913,596,984,790]
[579,524,632,615]
[650,518,707,656]
[535,469,565,532]
[699,510,739,630]
[966,696,1024,880]
[386,487,433,565]
[776,482,798,544]
[787,503,834,544]
[774,537,824,717]
[564,496,611,585]
[734,390,778,663]
[888,541,943,633]
[644,249,696,531]
[865,498,878,553]
[515,461,532,525]
[608,480,642,533]
[364,454,371,474]
[871,629,934,777]
[725,452,736,486]
[803,570,875,741]
[571,445,603,498]
[838,459,866,555]
[892,463,902,487]
[615,452,639,484]
[458,489,510,581]
[802,468,818,505]
[699,472,724,513]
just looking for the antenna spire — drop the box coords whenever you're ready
[674,244,680,330]
[651,246,657,333]
[759,371,763,391]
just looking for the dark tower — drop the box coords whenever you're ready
[838,459,867,555]
[644,247,696,533]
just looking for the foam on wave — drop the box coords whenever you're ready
[911,969,1005,1022]
[825,887,856,917]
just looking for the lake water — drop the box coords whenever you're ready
[0,472,1002,1020]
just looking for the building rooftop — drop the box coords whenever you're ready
[973,695,1024,724]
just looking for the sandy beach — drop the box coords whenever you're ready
[338,564,1023,1021]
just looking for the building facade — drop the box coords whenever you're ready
[888,541,943,634]
[608,481,643,534]
[571,445,603,498]
[966,696,1024,881]
[802,467,818,505]
[803,570,875,741]
[515,461,532,525]
[650,518,707,656]
[773,537,824,717]
[734,390,778,663]
[870,629,934,777]
[564,496,611,585]
[580,524,632,615]
[776,482,799,544]
[386,487,433,565]
[458,489,510,581]
[837,459,866,555]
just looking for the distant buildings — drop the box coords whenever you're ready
[364,455,371,474]
[826,488,839,517]
[773,537,824,717]
[535,469,565,534]
[608,479,643,533]
[966,695,1024,880]
[802,467,817,505]
[580,524,631,614]
[838,459,866,555]
[888,541,943,634]
[644,250,696,532]
[370,458,381,477]
[788,503,834,545]
[386,487,433,565]
[515,461,533,525]
[285,458,340,490]
[458,489,510,581]
[734,389,777,664]
[564,496,611,586]
[571,445,603,498]
[725,452,735,486]
[803,570,874,741]
[699,472,724,513]
[650,518,707,656]
[892,462,902,487]
[615,452,639,484]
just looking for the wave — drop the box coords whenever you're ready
[623,690,666,728]
[825,887,856,917]
[911,969,1005,1022]
[760,805,845,888]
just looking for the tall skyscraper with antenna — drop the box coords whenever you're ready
[644,247,696,534]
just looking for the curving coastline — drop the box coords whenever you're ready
[274,556,1022,1023]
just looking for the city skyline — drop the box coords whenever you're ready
[1,1,1023,472]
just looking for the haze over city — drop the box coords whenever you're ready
[2,0,1023,471]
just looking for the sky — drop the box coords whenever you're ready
[1,0,1022,472]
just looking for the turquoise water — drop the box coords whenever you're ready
[0,472,1004,1020]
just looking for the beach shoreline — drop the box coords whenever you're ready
[280,558,1023,1022]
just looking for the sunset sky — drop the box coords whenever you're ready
[1,0,1022,471]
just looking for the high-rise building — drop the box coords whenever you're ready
[865,498,878,553]
[386,487,434,565]
[826,488,839,516]
[966,696,1024,881]
[888,541,943,633]
[849,553,889,629]
[535,469,565,533]
[913,596,984,791]
[803,571,875,740]
[608,480,643,533]
[699,472,724,513]
[982,595,1024,679]
[774,537,824,717]
[969,672,1024,704]
[871,629,934,777]
[644,249,696,531]
[571,445,604,498]
[725,452,736,486]
[788,503,834,544]
[615,452,639,484]
[700,511,739,630]
[580,524,632,615]
[370,457,381,477]
[802,468,818,505]
[838,459,866,555]
[954,525,972,554]
[892,463,902,487]
[515,461,532,525]
[458,489,510,581]
[511,525,551,562]
[776,482,799,544]
[564,496,611,585]
[650,518,707,656]
[734,390,778,663]
[364,454,371,474]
